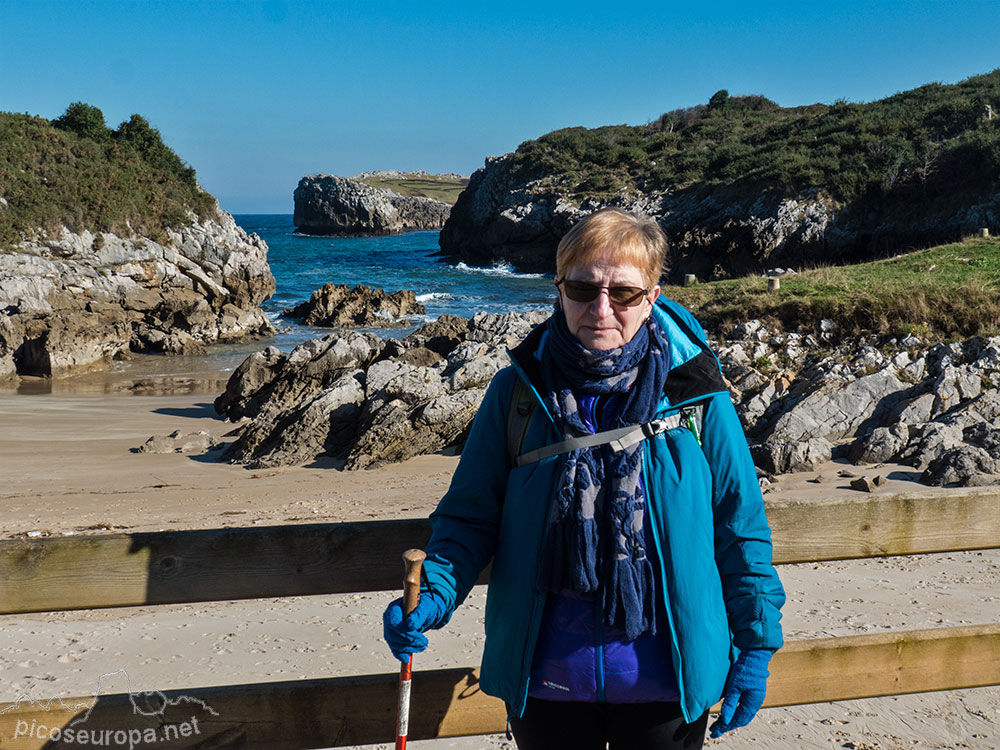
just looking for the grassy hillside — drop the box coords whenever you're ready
[357,173,468,204]
[510,70,1000,209]
[0,103,215,248]
[668,236,1000,340]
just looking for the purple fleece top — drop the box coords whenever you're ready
[527,393,680,704]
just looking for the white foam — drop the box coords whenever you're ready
[416,292,455,303]
[454,261,544,279]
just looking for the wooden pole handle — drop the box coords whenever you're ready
[401,548,425,617]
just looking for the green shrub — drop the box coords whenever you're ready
[53,102,112,144]
[0,105,215,249]
[507,68,1000,206]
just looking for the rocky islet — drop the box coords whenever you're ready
[282,283,425,328]
[293,174,452,236]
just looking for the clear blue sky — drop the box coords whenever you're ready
[2,1,998,213]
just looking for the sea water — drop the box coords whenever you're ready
[244,214,555,333]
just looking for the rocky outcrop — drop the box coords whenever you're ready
[283,283,425,328]
[438,154,999,281]
[0,208,275,380]
[293,175,451,236]
[213,309,1000,486]
[214,311,546,469]
[726,326,1000,486]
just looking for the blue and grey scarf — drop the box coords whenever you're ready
[539,310,671,641]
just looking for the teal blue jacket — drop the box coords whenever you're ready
[422,298,785,722]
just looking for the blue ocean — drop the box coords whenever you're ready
[201,214,552,369]
[243,215,555,342]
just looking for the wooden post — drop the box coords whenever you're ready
[767,277,780,292]
[980,228,990,238]
[683,273,696,286]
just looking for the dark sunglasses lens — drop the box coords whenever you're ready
[561,280,600,302]
[608,287,646,306]
[560,281,646,306]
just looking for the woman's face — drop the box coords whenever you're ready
[559,258,660,350]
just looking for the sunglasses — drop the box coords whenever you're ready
[555,279,650,307]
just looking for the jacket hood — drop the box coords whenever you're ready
[507,298,728,408]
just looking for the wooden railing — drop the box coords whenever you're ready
[1,489,998,749]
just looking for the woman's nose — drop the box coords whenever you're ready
[590,288,614,316]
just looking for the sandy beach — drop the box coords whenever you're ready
[1,370,998,749]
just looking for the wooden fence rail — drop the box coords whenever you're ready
[0,487,997,748]
[1,624,997,749]
[2,489,998,615]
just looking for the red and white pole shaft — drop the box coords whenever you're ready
[396,548,426,750]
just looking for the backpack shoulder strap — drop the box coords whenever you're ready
[506,378,536,468]
[514,402,706,468]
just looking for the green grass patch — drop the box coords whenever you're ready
[666,237,1000,339]
[0,104,215,249]
[357,175,468,204]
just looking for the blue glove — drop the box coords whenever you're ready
[709,648,772,738]
[382,590,449,663]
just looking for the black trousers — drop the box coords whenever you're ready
[508,698,708,750]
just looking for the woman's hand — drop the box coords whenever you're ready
[382,590,449,662]
[709,648,772,738]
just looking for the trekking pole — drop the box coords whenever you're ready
[395,548,426,750]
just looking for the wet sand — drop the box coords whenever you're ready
[1,372,997,749]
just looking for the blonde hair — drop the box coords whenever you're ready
[555,208,667,289]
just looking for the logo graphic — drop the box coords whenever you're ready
[2,669,217,748]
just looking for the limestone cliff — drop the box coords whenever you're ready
[0,206,275,380]
[293,174,451,236]
[439,153,1000,282]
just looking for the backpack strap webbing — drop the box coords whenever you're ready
[506,378,536,467]
[513,402,706,468]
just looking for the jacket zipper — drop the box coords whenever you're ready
[643,442,692,723]
[593,396,612,704]
[595,599,606,701]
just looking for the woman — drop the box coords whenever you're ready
[384,208,784,749]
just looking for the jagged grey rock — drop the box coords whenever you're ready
[899,422,965,470]
[235,372,367,469]
[213,346,285,420]
[921,444,999,487]
[964,421,1000,452]
[758,370,909,472]
[0,208,275,379]
[850,423,910,464]
[217,314,529,469]
[932,365,983,416]
[758,436,833,474]
[889,393,936,427]
[283,283,425,328]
